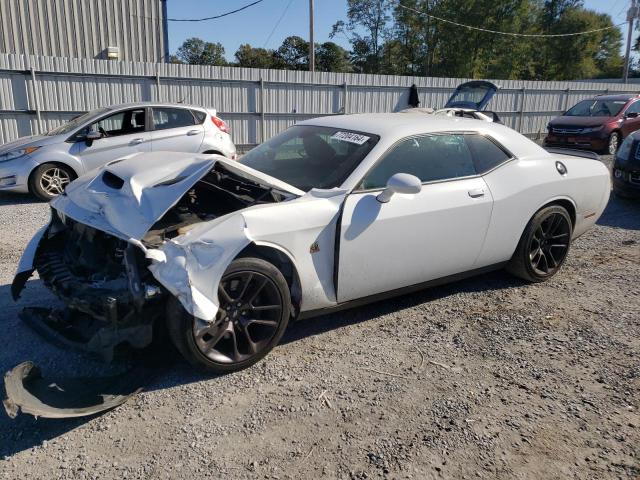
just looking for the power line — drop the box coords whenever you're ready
[396,1,626,38]
[264,0,296,47]
[168,0,264,22]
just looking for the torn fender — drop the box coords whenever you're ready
[3,362,144,419]
[148,213,252,321]
[148,188,349,321]
[11,223,49,300]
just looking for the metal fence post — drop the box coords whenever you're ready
[155,69,161,102]
[564,88,570,112]
[259,77,266,143]
[343,82,348,114]
[29,67,43,135]
[519,87,526,133]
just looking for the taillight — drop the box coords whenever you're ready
[211,116,229,133]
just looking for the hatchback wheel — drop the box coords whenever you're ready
[507,205,572,282]
[607,132,620,155]
[166,257,291,373]
[29,163,75,201]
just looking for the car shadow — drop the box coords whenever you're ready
[597,193,640,231]
[0,192,42,206]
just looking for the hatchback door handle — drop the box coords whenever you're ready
[468,188,485,198]
[130,138,144,145]
[186,129,200,136]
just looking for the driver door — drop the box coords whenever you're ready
[337,133,494,302]
[69,108,152,172]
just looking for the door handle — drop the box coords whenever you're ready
[186,129,200,136]
[130,138,144,145]
[468,188,485,198]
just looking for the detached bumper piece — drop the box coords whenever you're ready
[19,307,154,362]
[3,362,145,419]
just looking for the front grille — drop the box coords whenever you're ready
[631,172,640,185]
[552,127,584,135]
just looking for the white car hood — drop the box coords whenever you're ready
[51,151,304,241]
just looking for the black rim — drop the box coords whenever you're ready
[192,271,283,364]
[529,213,571,276]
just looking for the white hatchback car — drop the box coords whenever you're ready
[0,102,236,200]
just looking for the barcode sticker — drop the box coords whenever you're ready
[331,131,370,145]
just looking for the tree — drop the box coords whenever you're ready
[234,44,283,69]
[331,0,392,73]
[316,42,353,72]
[274,36,309,70]
[175,38,227,66]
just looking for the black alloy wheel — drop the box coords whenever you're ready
[167,257,291,373]
[507,205,572,282]
[528,212,571,276]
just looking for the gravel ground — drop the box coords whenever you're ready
[0,155,638,480]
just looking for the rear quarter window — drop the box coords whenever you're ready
[192,110,207,124]
[465,135,511,173]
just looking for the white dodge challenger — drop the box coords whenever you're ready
[12,114,610,374]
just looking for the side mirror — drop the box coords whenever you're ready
[376,173,422,203]
[85,130,102,146]
[625,112,639,119]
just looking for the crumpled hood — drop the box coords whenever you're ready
[0,134,60,154]
[51,151,303,241]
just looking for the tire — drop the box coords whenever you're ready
[506,205,573,283]
[29,163,76,201]
[604,132,620,155]
[166,257,291,374]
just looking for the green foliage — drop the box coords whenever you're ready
[174,0,623,79]
[175,38,227,66]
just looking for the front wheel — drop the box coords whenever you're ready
[605,132,620,155]
[166,257,291,374]
[506,205,572,282]
[29,163,75,201]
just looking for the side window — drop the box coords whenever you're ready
[625,101,640,115]
[360,134,476,189]
[191,109,207,124]
[81,109,146,138]
[465,135,511,174]
[152,108,196,130]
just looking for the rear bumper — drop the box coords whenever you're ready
[544,135,607,152]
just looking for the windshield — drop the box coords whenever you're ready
[565,99,626,117]
[46,108,111,136]
[238,125,379,191]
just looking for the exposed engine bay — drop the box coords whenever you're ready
[143,164,288,246]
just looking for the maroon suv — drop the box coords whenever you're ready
[544,94,640,155]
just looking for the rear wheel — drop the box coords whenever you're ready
[29,163,75,201]
[506,205,572,282]
[166,257,291,374]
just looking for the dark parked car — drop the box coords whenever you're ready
[544,94,640,155]
[612,131,640,199]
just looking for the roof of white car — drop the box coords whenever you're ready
[299,113,547,158]
[106,102,210,111]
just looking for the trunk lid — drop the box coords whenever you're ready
[52,152,303,241]
[444,81,498,110]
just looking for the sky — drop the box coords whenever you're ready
[166,0,633,61]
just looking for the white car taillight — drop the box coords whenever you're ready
[211,116,229,134]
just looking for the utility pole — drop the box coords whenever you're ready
[309,0,315,72]
[623,0,639,83]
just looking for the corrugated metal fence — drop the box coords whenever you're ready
[1,52,638,149]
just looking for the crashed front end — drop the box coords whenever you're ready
[17,209,165,361]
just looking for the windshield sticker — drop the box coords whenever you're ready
[331,131,370,145]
